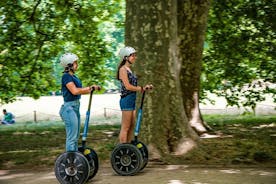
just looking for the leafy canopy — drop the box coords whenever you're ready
[202,0,275,111]
[0,0,123,104]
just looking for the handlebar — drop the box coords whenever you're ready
[91,86,101,91]
[144,85,153,90]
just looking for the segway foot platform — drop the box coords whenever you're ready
[55,152,90,184]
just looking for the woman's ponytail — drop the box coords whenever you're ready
[116,58,127,80]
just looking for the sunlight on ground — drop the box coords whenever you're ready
[0,170,34,180]
[0,170,55,181]
[219,169,276,177]
[166,165,182,170]
[40,173,56,180]
[252,123,275,129]
[249,170,276,176]
[168,180,208,184]
[200,132,234,139]
[0,150,39,155]
[220,169,241,174]
[168,180,184,184]
[199,133,220,139]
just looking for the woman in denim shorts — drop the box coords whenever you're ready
[59,53,100,152]
[116,46,152,143]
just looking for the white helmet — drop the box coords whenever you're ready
[60,53,79,67]
[119,46,136,60]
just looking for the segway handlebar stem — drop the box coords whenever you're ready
[82,86,101,144]
[135,86,152,136]
[134,108,143,136]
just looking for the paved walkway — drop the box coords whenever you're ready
[1,164,275,184]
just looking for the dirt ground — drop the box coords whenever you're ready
[0,164,276,184]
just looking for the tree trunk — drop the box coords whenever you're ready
[178,0,211,135]
[125,0,209,159]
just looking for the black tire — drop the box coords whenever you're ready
[134,141,148,171]
[55,152,90,184]
[78,147,99,180]
[110,143,143,176]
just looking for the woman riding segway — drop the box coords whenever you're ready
[55,53,100,184]
[110,46,153,176]
[116,46,152,144]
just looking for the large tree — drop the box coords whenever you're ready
[178,0,211,135]
[125,0,210,159]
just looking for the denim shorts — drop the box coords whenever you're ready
[120,93,136,111]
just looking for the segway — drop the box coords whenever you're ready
[55,87,99,184]
[111,86,152,176]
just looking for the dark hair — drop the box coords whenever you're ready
[63,63,74,73]
[116,57,127,80]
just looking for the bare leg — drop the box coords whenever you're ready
[127,110,136,142]
[119,110,133,143]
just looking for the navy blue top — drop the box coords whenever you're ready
[61,73,82,102]
[120,70,138,97]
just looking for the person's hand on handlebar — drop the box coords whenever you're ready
[143,84,153,91]
[90,85,101,91]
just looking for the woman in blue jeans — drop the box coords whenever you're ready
[117,46,152,143]
[59,53,100,152]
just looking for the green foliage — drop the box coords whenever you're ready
[0,0,123,104]
[202,0,276,109]
[97,1,125,89]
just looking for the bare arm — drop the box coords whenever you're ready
[119,67,142,92]
[66,82,93,95]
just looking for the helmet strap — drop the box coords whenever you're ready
[125,56,133,65]
[127,60,133,65]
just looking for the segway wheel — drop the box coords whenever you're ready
[135,141,148,171]
[55,152,90,184]
[78,147,99,180]
[111,143,143,176]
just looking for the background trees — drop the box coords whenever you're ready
[202,0,275,112]
[0,0,123,104]
[1,0,274,112]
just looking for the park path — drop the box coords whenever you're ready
[1,164,276,184]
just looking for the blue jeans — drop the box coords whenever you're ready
[59,100,81,152]
[1,120,15,125]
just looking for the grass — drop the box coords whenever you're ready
[0,114,275,170]
[204,114,276,126]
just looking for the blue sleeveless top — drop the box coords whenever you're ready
[120,70,138,97]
